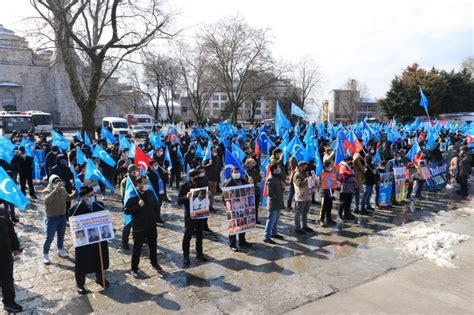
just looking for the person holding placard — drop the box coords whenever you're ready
[178,168,209,267]
[224,167,253,252]
[69,185,110,294]
[319,161,336,227]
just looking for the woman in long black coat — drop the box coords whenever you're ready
[69,185,110,294]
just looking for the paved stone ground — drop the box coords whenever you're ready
[4,178,473,314]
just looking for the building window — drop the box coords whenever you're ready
[212,95,219,101]
[221,94,227,101]
[213,102,219,108]
[256,110,261,115]
[265,111,270,115]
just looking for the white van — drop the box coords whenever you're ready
[102,117,130,136]
[125,113,157,131]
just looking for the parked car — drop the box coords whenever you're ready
[129,124,148,139]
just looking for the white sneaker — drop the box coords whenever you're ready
[42,254,51,265]
[58,249,68,258]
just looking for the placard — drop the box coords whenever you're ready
[189,187,209,219]
[70,210,114,248]
[222,184,256,235]
[425,159,449,191]
[393,167,406,202]
[379,172,393,207]
[320,172,339,189]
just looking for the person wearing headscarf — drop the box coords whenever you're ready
[69,185,110,294]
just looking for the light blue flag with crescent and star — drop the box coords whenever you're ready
[92,145,116,167]
[0,167,29,211]
[291,102,305,118]
[84,159,114,191]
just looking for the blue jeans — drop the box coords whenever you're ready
[362,185,374,209]
[43,215,67,255]
[264,210,280,240]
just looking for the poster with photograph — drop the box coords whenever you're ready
[393,167,406,202]
[189,187,209,219]
[378,172,393,207]
[222,184,256,235]
[70,210,114,248]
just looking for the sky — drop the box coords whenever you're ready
[1,0,472,105]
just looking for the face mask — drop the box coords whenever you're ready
[191,150,195,154]
[212,152,217,157]
[198,173,205,178]
[276,167,281,174]
[153,165,159,170]
[142,185,149,191]
[157,152,163,157]
[231,173,241,180]
[134,171,140,176]
[86,195,95,205]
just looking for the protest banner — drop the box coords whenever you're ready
[222,184,257,235]
[189,187,209,219]
[393,167,406,202]
[70,210,114,248]
[379,172,393,207]
[425,159,449,191]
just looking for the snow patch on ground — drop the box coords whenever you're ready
[378,222,470,268]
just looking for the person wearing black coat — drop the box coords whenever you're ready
[124,176,162,277]
[45,146,59,178]
[0,209,23,313]
[155,147,170,202]
[177,168,209,267]
[69,186,110,294]
[169,144,182,189]
[11,147,36,198]
[148,159,165,223]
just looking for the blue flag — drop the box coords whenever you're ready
[84,159,114,191]
[92,145,116,167]
[0,167,29,211]
[232,143,246,162]
[33,157,42,180]
[71,166,82,194]
[20,139,35,157]
[74,131,83,141]
[203,142,212,161]
[419,87,429,110]
[84,132,93,151]
[101,128,116,144]
[291,102,305,118]
[186,163,191,180]
[149,132,166,149]
[196,143,204,159]
[406,139,421,163]
[76,147,87,165]
[224,148,245,180]
[140,169,159,201]
[119,134,131,151]
[0,143,15,163]
[164,146,173,170]
[314,147,323,176]
[177,146,185,167]
[334,131,346,165]
[52,130,70,151]
[123,176,138,226]
[275,101,292,137]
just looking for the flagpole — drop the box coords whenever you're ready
[98,242,106,288]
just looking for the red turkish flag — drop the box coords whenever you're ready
[134,147,152,171]
[255,140,261,157]
[466,134,474,144]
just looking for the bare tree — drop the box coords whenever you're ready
[202,17,275,123]
[243,71,279,122]
[175,41,216,123]
[338,78,369,123]
[161,57,181,122]
[291,56,323,108]
[30,0,174,136]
